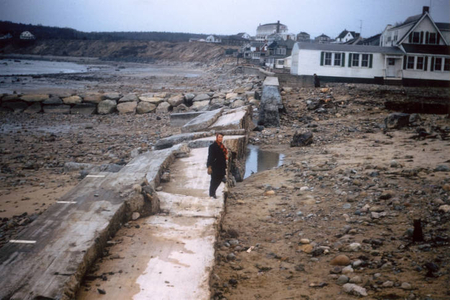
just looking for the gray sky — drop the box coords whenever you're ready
[0,0,449,39]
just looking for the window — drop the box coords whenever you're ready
[325,52,332,65]
[394,31,398,42]
[275,48,286,55]
[334,53,341,66]
[412,32,420,43]
[429,33,437,44]
[435,57,442,70]
[388,58,396,65]
[352,53,359,66]
[362,54,369,67]
[444,58,450,71]
[416,57,424,70]
[407,56,415,69]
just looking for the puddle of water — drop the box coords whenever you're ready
[244,144,284,179]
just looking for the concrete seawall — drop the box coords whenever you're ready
[0,106,252,299]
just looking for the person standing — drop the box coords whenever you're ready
[207,133,227,198]
[314,73,320,88]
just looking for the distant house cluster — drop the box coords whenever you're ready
[206,7,449,86]
[0,31,35,41]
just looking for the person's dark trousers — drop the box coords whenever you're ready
[209,173,223,197]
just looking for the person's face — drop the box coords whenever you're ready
[217,134,223,143]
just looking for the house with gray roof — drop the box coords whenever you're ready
[291,6,450,86]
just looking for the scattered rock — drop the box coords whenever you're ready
[131,212,140,220]
[384,113,410,129]
[336,275,349,285]
[290,132,313,147]
[330,255,351,266]
[342,283,368,297]
[97,100,117,114]
[438,205,450,213]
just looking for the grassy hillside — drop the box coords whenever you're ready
[0,40,238,63]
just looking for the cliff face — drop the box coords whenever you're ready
[0,40,237,63]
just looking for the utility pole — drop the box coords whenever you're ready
[359,20,363,36]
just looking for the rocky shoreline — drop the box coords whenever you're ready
[1,57,450,299]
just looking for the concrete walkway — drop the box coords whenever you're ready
[78,137,246,300]
[133,147,224,300]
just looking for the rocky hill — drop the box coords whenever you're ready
[0,40,237,63]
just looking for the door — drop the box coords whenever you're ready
[386,58,396,77]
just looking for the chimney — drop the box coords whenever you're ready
[276,20,280,33]
[423,6,429,14]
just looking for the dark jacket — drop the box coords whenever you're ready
[207,142,227,176]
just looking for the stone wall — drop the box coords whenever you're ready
[0,78,262,115]
[277,73,314,87]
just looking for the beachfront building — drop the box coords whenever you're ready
[291,6,450,86]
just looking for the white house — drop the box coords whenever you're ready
[335,30,359,43]
[237,32,252,40]
[291,43,403,83]
[206,35,221,43]
[20,31,35,40]
[291,6,450,86]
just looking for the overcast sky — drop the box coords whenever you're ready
[0,0,449,39]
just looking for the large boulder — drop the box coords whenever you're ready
[20,94,49,103]
[103,92,121,101]
[184,93,196,106]
[81,93,104,104]
[136,102,156,114]
[119,93,139,103]
[117,101,137,114]
[62,95,82,105]
[97,100,117,114]
[291,132,313,147]
[167,95,184,107]
[191,100,210,111]
[384,113,410,129]
[139,93,164,104]
[156,102,171,113]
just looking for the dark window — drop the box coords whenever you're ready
[388,58,395,65]
[416,57,424,70]
[429,33,437,44]
[444,58,450,71]
[362,54,369,67]
[352,53,359,67]
[324,52,332,65]
[412,32,420,43]
[434,57,442,71]
[407,56,415,69]
[334,53,341,66]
